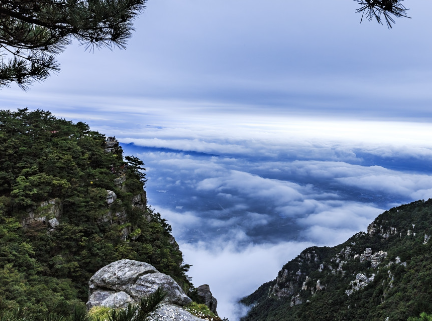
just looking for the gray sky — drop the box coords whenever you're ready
[3,0,432,120]
[2,1,432,319]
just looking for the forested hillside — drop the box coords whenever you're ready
[241,200,432,321]
[0,109,191,315]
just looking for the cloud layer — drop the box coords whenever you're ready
[117,126,432,320]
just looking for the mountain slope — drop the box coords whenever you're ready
[0,109,191,315]
[241,200,432,321]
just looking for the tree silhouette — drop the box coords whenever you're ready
[355,0,409,28]
[0,0,146,89]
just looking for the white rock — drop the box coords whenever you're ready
[89,259,157,290]
[147,304,202,321]
[106,190,117,205]
[101,291,134,309]
[48,218,59,228]
[87,259,192,309]
[131,272,192,306]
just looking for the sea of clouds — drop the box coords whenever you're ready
[111,117,432,320]
[2,96,432,319]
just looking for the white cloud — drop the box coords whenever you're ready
[152,207,202,230]
[411,188,432,201]
[298,203,383,243]
[146,149,432,250]
[276,199,329,217]
[300,226,361,246]
[197,170,305,205]
[121,137,252,155]
[180,239,315,321]
[335,171,432,197]
[109,117,432,164]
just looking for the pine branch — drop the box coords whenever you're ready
[355,0,410,28]
[0,0,146,89]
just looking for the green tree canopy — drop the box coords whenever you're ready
[0,0,146,89]
[0,108,192,315]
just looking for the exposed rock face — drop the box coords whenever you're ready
[132,192,147,209]
[345,273,375,296]
[367,223,377,236]
[290,294,302,307]
[48,218,59,229]
[169,236,180,252]
[22,198,61,228]
[316,280,325,291]
[370,251,387,268]
[196,284,218,315]
[114,174,126,190]
[87,259,192,309]
[105,136,118,153]
[106,190,117,205]
[271,282,295,298]
[359,248,387,268]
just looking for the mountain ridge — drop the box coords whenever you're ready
[241,199,432,321]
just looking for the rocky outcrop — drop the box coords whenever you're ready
[315,279,325,291]
[114,174,126,190]
[106,190,117,205]
[196,284,218,315]
[87,259,192,310]
[345,273,375,296]
[132,192,147,209]
[265,246,389,306]
[22,198,61,229]
[105,137,118,153]
[290,294,302,307]
[359,248,387,268]
[48,217,59,228]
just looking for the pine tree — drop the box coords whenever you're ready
[0,0,146,89]
[355,0,409,28]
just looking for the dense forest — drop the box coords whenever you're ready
[241,200,432,321]
[0,109,193,317]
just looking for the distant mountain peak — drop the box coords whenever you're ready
[241,199,432,321]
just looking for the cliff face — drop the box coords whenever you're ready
[241,200,432,321]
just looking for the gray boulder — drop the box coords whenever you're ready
[87,259,192,309]
[197,284,218,315]
[101,291,134,309]
[147,304,203,321]
[130,272,191,306]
